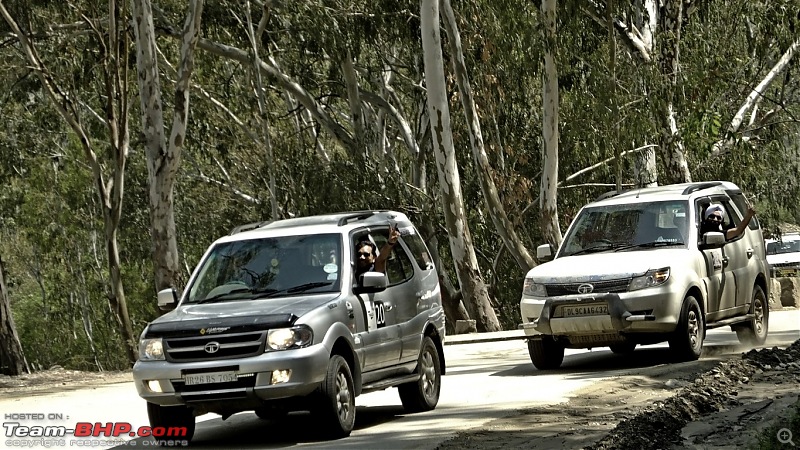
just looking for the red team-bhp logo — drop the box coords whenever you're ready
[4,421,188,438]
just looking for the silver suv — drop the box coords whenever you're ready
[520,181,769,370]
[133,211,446,441]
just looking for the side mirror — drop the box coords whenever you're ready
[354,271,388,294]
[157,288,179,311]
[699,231,726,249]
[536,244,554,262]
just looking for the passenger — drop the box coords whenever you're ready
[700,203,756,240]
[354,226,401,282]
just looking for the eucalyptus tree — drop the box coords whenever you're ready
[421,0,500,332]
[0,255,28,375]
[0,0,137,363]
[131,0,204,293]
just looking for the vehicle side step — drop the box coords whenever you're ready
[706,314,753,329]
[361,374,419,393]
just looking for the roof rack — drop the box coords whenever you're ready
[682,181,722,195]
[595,190,623,202]
[337,211,379,227]
[229,221,272,235]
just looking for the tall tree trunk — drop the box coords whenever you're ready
[133,0,204,292]
[0,255,29,375]
[441,0,535,272]
[540,0,563,247]
[420,0,500,332]
[658,0,691,184]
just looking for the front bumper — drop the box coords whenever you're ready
[520,285,685,337]
[132,342,330,409]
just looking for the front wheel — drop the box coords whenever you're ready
[146,402,195,444]
[668,296,704,361]
[736,285,769,345]
[398,336,442,413]
[527,337,565,370]
[313,355,356,438]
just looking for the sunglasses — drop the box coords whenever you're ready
[708,215,723,222]
[357,251,372,258]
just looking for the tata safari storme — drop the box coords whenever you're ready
[520,182,769,370]
[133,211,445,441]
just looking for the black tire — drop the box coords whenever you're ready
[527,337,565,370]
[313,355,356,438]
[398,336,442,413]
[609,342,636,354]
[668,296,704,361]
[146,402,195,444]
[736,285,769,345]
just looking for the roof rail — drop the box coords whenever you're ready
[337,211,378,227]
[229,221,272,235]
[595,190,623,202]
[682,181,722,195]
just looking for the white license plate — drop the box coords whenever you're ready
[563,304,608,317]
[184,371,237,386]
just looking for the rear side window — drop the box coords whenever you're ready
[727,191,759,230]
[401,228,434,271]
[385,247,415,285]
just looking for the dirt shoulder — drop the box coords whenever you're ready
[0,366,132,399]
[436,340,800,450]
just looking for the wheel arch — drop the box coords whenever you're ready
[424,323,446,376]
[330,337,362,396]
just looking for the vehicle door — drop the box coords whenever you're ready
[351,228,402,371]
[727,190,764,308]
[696,197,738,320]
[384,226,437,365]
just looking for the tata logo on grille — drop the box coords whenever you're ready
[577,283,594,294]
[204,342,220,354]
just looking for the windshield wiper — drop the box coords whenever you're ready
[196,287,254,304]
[568,242,623,256]
[254,281,335,298]
[614,241,683,252]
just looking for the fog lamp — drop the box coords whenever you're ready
[271,369,292,385]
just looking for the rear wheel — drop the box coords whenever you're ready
[527,337,564,370]
[313,355,355,438]
[146,402,195,444]
[668,296,704,361]
[736,285,769,345]
[398,336,442,413]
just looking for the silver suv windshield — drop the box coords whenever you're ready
[559,200,689,257]
[185,233,342,303]
[767,239,800,255]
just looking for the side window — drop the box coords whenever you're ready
[401,229,434,271]
[728,191,759,230]
[385,247,414,285]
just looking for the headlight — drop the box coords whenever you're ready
[139,338,165,361]
[267,326,313,351]
[522,278,547,297]
[629,267,670,291]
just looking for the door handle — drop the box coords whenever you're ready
[722,256,729,267]
[746,248,753,258]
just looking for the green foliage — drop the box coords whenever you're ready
[1,0,799,367]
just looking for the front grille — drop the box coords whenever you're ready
[545,278,630,296]
[165,331,265,362]
[772,262,800,268]
[172,372,257,393]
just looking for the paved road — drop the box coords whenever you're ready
[1,310,797,450]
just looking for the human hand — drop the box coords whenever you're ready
[388,225,400,244]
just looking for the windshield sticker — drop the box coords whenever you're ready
[327,273,338,280]
[323,263,338,273]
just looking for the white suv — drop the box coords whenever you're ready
[766,233,800,277]
[520,181,770,369]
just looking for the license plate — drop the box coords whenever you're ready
[184,371,237,386]
[562,304,608,317]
